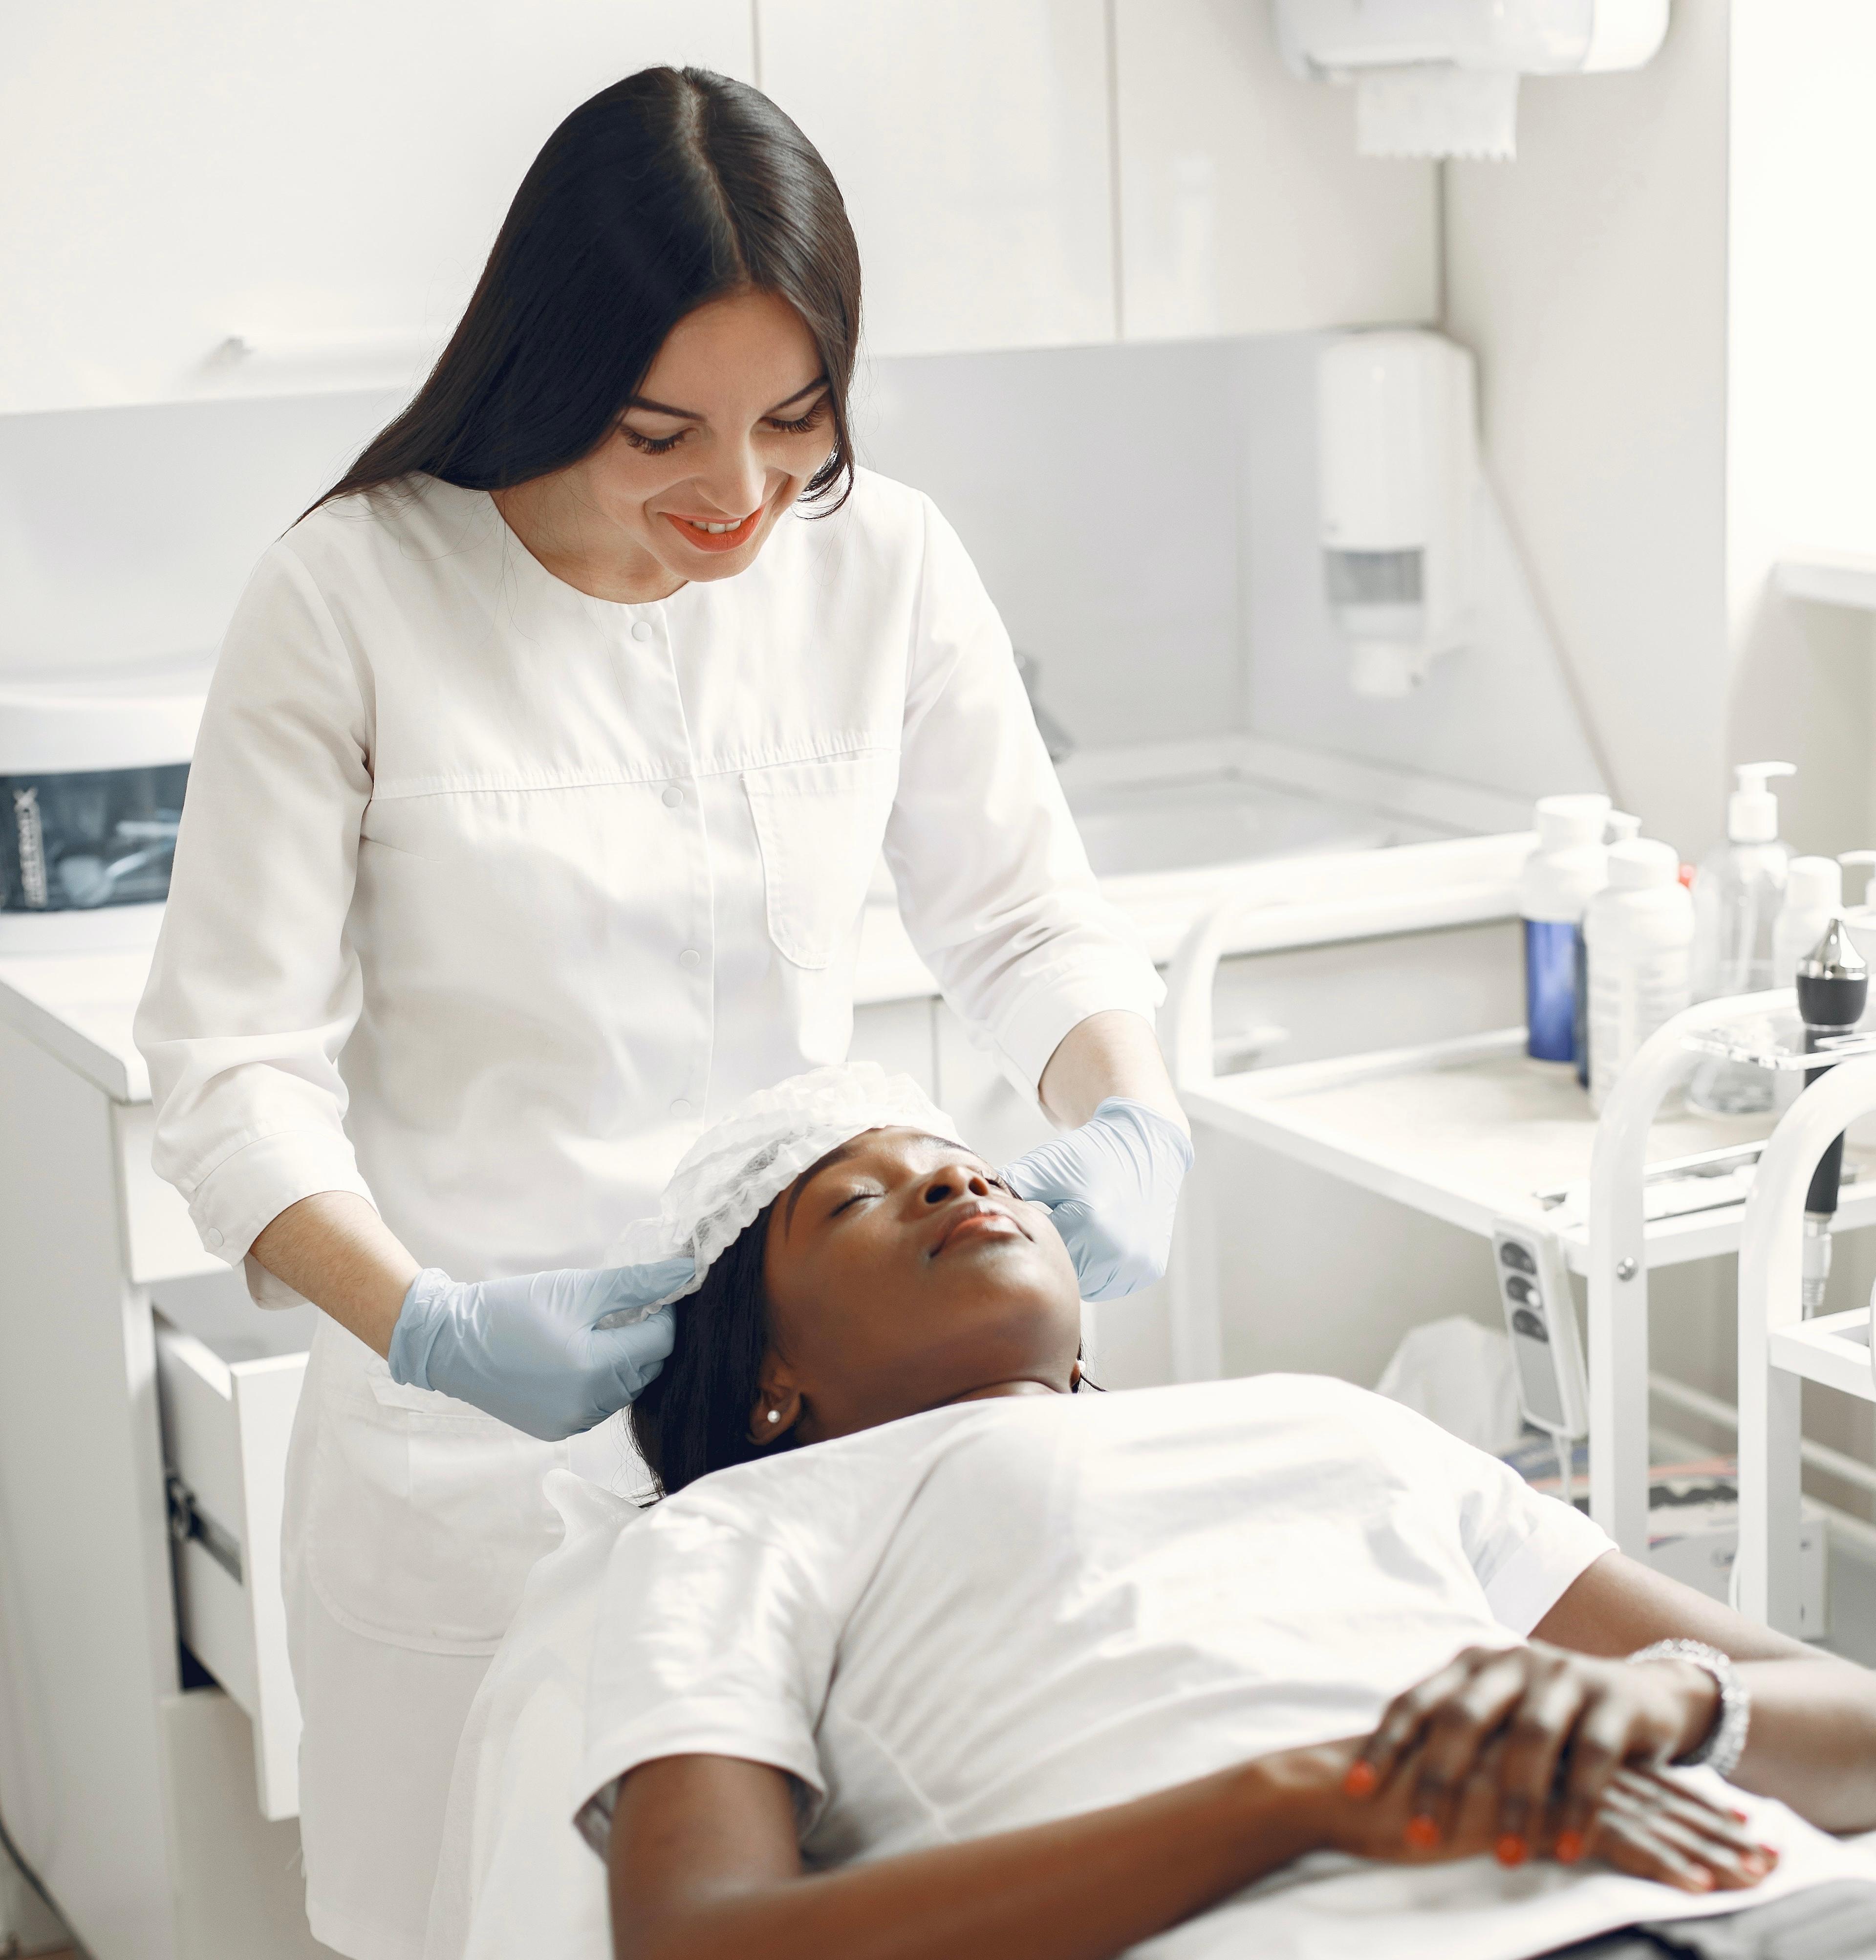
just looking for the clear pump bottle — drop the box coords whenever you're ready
[1686,761,1795,1115]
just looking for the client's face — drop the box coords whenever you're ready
[751,1128,1082,1447]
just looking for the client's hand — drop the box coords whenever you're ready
[388,1259,691,1440]
[1345,1640,1732,1867]
[1301,1736,1773,1894]
[1003,1098,1193,1301]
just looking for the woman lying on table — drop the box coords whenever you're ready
[568,1077,1876,1960]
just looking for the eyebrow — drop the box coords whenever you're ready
[624,376,830,424]
[779,1130,978,1237]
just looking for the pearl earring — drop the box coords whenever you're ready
[766,1410,781,1424]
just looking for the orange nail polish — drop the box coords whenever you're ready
[1495,1835,1528,1867]
[1405,1815,1441,1851]
[1555,1830,1586,1865]
[1343,1762,1378,1797]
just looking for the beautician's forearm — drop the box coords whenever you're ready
[1037,1009,1188,1133]
[611,1749,1329,1960]
[248,1192,420,1358]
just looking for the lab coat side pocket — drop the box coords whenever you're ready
[300,1328,567,1655]
[744,754,897,971]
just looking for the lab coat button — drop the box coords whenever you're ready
[678,948,702,970]
[661,786,683,807]
[670,1098,693,1118]
[206,1228,224,1247]
[630,620,653,642]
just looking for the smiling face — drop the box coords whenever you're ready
[494,285,837,603]
[750,1128,1084,1448]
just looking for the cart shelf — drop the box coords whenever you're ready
[1182,1026,1876,1276]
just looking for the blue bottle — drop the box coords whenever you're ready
[1519,796,1611,1066]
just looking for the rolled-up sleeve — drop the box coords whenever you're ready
[884,497,1163,1094]
[134,541,377,1272]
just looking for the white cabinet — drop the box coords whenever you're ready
[5,0,1444,411]
[1112,0,1438,341]
[757,0,1117,355]
[0,2,755,414]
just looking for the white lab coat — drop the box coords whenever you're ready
[135,468,1159,1960]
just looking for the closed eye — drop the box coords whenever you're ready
[830,1188,883,1217]
[765,395,829,437]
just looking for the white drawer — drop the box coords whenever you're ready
[117,1101,225,1285]
[153,1314,306,1821]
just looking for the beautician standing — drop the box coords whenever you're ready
[136,66,1189,1960]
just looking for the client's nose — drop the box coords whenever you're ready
[921,1165,993,1206]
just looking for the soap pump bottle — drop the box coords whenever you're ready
[1686,761,1795,1115]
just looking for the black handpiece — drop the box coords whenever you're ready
[1795,917,1869,1311]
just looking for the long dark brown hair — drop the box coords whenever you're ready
[630,1198,791,1498]
[313,66,861,512]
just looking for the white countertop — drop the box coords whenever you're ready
[0,742,1533,1106]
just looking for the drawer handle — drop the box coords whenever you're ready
[165,1471,244,1585]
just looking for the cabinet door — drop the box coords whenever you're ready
[0,2,755,414]
[756,1,1116,355]
[1113,0,1437,341]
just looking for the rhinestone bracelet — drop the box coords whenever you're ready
[1627,1638,1751,1779]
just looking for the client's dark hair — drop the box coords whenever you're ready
[630,1200,790,1497]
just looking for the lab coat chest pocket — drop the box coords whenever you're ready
[744,755,897,971]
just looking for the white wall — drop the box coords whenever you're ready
[1230,331,1606,804]
[853,340,1243,750]
[2,331,1601,800]
[1444,3,1732,857]
[1725,0,1876,860]
[0,390,401,674]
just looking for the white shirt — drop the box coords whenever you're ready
[136,469,1159,1282]
[428,1381,1867,1960]
[577,1375,1613,1861]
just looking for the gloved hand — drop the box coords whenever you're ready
[388,1256,692,1440]
[1002,1098,1194,1301]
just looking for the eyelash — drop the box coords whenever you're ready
[618,399,828,457]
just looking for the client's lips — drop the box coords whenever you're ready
[930,1199,1027,1259]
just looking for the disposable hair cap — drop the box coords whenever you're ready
[606,1062,963,1316]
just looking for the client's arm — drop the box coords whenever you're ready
[1350,1549,1876,1856]
[608,1736,1759,1960]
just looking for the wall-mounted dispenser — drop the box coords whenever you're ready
[1275,0,1671,158]
[1317,329,1478,698]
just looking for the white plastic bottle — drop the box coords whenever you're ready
[1518,793,1610,1064]
[1585,839,1695,1112]
[1687,760,1795,1114]
[1772,857,1844,1113]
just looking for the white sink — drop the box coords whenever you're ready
[1065,772,1452,880]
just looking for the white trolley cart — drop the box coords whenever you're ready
[1163,879,1876,1577]
[1736,1055,1876,1634]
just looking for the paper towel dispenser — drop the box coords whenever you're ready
[1274,0,1671,157]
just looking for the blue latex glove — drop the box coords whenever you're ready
[1002,1098,1194,1302]
[388,1257,692,1440]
